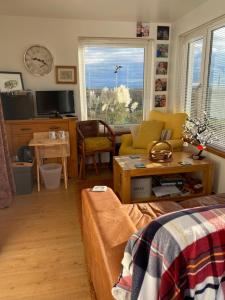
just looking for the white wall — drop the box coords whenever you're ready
[170,0,225,193]
[0,16,169,115]
[0,16,136,91]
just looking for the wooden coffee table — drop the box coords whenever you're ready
[113,152,213,204]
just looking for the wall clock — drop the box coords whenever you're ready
[24,45,54,76]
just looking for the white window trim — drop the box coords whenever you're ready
[178,16,225,152]
[77,37,153,126]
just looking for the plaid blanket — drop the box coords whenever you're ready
[112,204,225,300]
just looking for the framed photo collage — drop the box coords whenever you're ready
[155,26,169,108]
[136,23,170,108]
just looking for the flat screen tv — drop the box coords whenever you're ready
[0,91,35,120]
[35,90,75,116]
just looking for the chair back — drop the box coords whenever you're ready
[77,120,99,138]
[149,110,187,139]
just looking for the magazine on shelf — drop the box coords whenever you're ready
[152,185,182,197]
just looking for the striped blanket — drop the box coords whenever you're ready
[112,204,225,300]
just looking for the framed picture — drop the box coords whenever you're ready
[156,44,169,58]
[156,61,168,75]
[0,71,24,92]
[155,94,167,107]
[157,26,170,40]
[136,21,150,37]
[55,66,77,84]
[155,78,167,91]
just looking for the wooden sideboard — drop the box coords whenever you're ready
[5,117,78,178]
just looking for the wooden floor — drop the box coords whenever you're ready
[0,170,112,300]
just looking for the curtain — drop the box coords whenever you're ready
[0,96,15,208]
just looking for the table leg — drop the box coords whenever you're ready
[203,164,213,194]
[35,147,41,192]
[121,172,131,204]
[62,157,68,189]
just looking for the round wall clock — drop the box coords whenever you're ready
[24,45,54,76]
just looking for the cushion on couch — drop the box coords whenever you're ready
[149,110,187,139]
[132,120,164,148]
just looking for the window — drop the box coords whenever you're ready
[185,38,204,117]
[181,18,225,152]
[78,39,151,126]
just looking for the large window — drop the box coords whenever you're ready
[78,39,151,126]
[181,19,225,152]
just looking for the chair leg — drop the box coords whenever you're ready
[98,153,102,169]
[79,156,85,179]
[92,154,98,175]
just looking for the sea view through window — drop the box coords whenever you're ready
[83,46,145,125]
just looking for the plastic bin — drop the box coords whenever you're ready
[131,176,152,200]
[40,163,62,190]
[12,162,34,195]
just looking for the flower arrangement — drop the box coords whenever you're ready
[183,112,216,159]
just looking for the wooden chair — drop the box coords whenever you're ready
[32,132,70,191]
[77,120,115,178]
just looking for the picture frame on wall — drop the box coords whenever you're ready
[156,44,169,58]
[0,71,24,92]
[157,26,170,40]
[155,78,167,91]
[156,61,168,75]
[55,66,77,84]
[155,94,167,107]
[136,21,150,37]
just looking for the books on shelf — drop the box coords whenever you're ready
[153,175,184,186]
[152,185,182,197]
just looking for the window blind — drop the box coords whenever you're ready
[183,24,225,152]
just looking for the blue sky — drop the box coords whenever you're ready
[84,47,144,89]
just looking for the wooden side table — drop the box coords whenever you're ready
[29,132,70,191]
[113,152,213,204]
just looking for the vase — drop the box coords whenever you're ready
[192,149,205,160]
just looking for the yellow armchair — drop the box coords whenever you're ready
[119,111,187,156]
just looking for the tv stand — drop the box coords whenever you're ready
[5,117,78,178]
[49,111,62,118]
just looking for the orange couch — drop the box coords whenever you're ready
[82,188,225,300]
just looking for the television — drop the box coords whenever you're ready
[35,90,75,116]
[1,91,35,120]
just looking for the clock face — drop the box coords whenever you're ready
[24,45,54,76]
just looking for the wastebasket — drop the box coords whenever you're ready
[40,163,62,190]
[12,161,34,195]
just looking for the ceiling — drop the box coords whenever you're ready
[0,0,208,22]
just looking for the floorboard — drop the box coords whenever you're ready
[0,169,113,300]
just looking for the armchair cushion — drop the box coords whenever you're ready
[119,134,148,155]
[132,120,164,148]
[149,111,187,139]
[85,137,113,152]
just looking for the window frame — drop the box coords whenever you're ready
[78,37,153,127]
[179,17,225,154]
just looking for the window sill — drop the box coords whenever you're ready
[205,146,225,159]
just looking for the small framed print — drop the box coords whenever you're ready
[157,26,170,40]
[136,21,150,37]
[155,94,167,107]
[0,71,24,92]
[156,62,168,75]
[155,78,167,91]
[156,44,169,58]
[55,66,77,84]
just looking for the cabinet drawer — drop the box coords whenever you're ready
[11,122,69,135]
[11,124,34,134]
[39,122,69,132]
